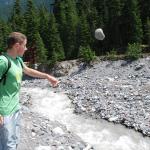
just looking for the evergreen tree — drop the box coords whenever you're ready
[34,32,48,64]
[0,20,12,52]
[54,0,79,59]
[87,2,100,55]
[92,0,109,54]
[63,0,79,59]
[25,0,38,47]
[0,21,4,51]
[77,11,91,56]
[46,14,65,64]
[54,0,67,26]
[79,46,96,62]
[76,0,98,46]
[53,0,67,38]
[38,6,49,47]
[121,0,143,45]
[93,0,106,27]
[139,0,150,43]
[138,0,150,24]
[24,0,47,63]
[145,17,150,46]
[9,0,26,33]
[106,0,124,49]
[76,0,93,16]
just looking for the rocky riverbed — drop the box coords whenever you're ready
[19,56,150,149]
[18,111,90,150]
[57,57,150,136]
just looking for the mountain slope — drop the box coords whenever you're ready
[0,0,54,20]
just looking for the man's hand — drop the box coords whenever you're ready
[46,75,60,87]
[51,79,60,87]
[0,115,4,126]
[23,66,60,87]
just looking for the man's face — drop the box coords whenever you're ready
[17,39,27,56]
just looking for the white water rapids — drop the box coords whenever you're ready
[22,87,150,150]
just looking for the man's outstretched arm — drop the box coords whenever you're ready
[23,65,60,87]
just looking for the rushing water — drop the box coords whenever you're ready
[22,87,150,150]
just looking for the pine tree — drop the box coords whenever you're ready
[76,0,98,46]
[138,0,150,24]
[9,0,26,33]
[76,0,92,16]
[77,11,91,55]
[139,0,150,43]
[93,0,106,27]
[121,0,143,45]
[34,32,48,64]
[53,0,67,37]
[86,1,100,54]
[54,0,67,26]
[145,17,150,46]
[0,20,4,51]
[46,14,65,64]
[54,0,79,59]
[38,6,49,47]
[25,0,38,47]
[106,0,124,48]
[63,0,79,59]
[0,20,12,52]
[92,0,109,54]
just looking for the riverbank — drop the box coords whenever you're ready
[19,86,93,150]
[19,56,150,149]
[56,56,150,136]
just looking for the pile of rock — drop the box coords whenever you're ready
[20,56,150,149]
[56,57,150,136]
[18,111,90,150]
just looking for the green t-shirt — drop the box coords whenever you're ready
[0,54,24,116]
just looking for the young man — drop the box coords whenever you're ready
[0,32,60,150]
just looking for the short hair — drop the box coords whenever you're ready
[7,32,27,49]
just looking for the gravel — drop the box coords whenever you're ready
[18,56,150,149]
[56,57,150,136]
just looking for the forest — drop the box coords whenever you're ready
[0,0,150,64]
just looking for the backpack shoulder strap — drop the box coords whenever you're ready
[0,54,11,85]
[16,57,23,69]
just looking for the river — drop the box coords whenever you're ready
[23,87,150,150]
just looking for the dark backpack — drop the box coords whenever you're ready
[0,54,23,85]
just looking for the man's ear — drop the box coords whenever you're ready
[13,43,20,49]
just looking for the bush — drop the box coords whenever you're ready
[79,46,96,62]
[126,43,142,60]
[106,49,117,60]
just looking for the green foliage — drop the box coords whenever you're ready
[121,0,143,45]
[139,0,150,23]
[79,46,96,62]
[106,49,117,60]
[65,0,79,59]
[25,0,39,47]
[126,43,142,60]
[54,0,67,26]
[77,11,91,55]
[9,0,26,33]
[0,20,12,51]
[0,0,150,62]
[34,32,48,64]
[48,51,59,66]
[139,0,150,43]
[145,17,150,46]
[38,6,49,46]
[46,14,65,64]
[54,0,78,59]
[106,0,124,48]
